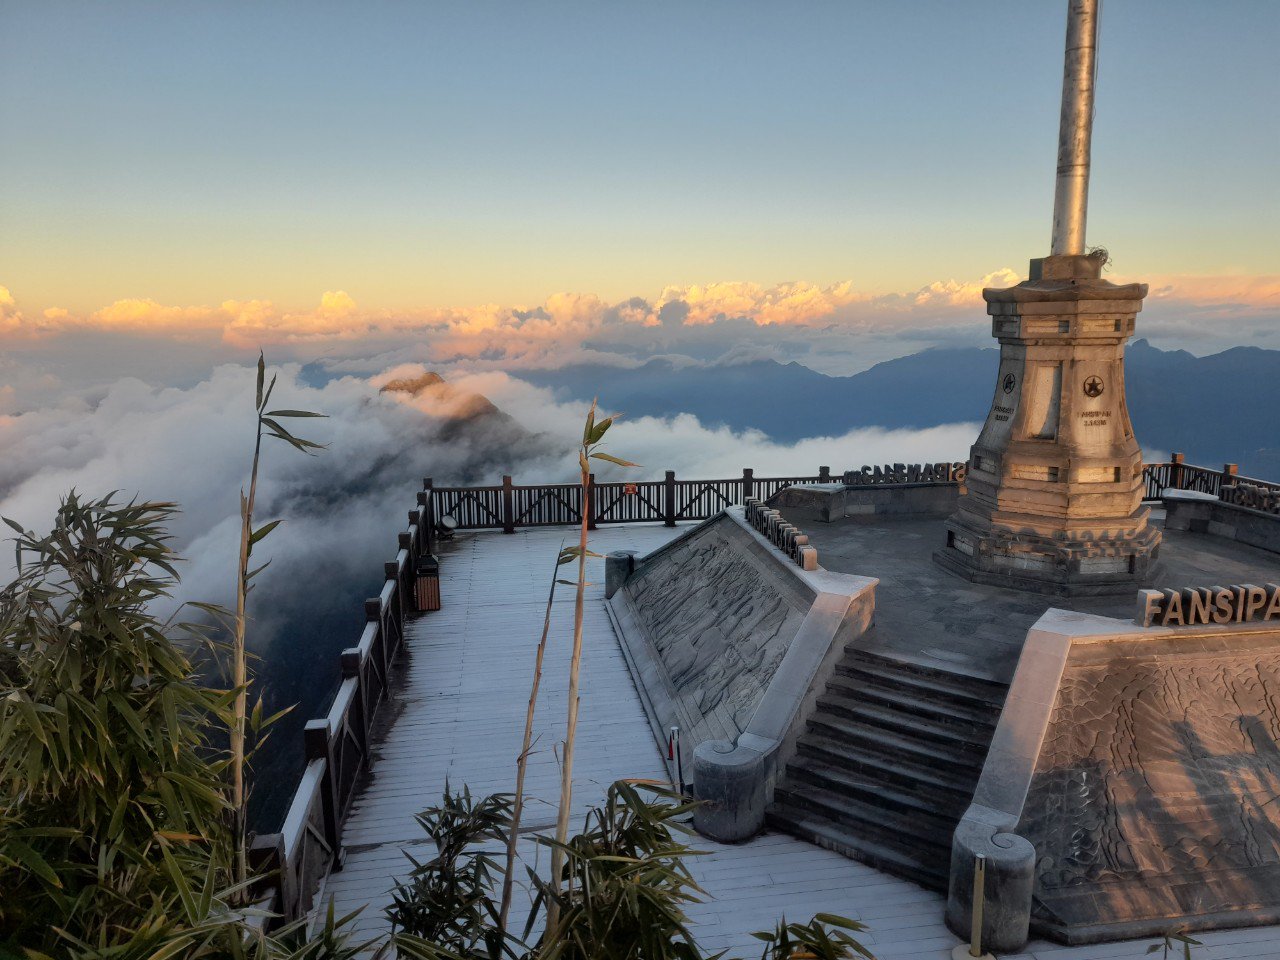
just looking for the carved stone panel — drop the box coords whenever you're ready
[616,515,810,753]
[1021,639,1280,933]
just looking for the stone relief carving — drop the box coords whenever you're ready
[623,522,807,743]
[1022,648,1280,926]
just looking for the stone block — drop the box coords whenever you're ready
[603,550,636,599]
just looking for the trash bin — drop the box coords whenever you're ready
[415,554,441,611]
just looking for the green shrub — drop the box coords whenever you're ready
[0,494,235,951]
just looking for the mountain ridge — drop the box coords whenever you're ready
[516,340,1280,479]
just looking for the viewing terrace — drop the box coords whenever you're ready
[252,459,1280,960]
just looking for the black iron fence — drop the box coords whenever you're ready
[431,458,1274,534]
[1140,453,1275,500]
[429,466,873,533]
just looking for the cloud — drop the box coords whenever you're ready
[91,298,223,332]
[0,358,980,824]
[0,286,15,331]
[3,270,1277,407]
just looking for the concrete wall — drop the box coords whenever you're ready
[1164,490,1280,556]
[770,482,959,523]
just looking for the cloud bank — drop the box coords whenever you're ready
[3,269,1276,413]
[0,357,979,825]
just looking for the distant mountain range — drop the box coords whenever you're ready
[516,340,1280,480]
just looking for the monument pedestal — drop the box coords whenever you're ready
[935,255,1160,596]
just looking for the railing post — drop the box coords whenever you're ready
[1171,452,1185,490]
[385,561,405,644]
[819,465,831,483]
[305,719,342,864]
[421,478,435,555]
[1221,462,1238,499]
[341,648,371,772]
[502,475,515,534]
[249,832,293,920]
[401,522,415,560]
[587,473,597,530]
[366,598,391,698]
[742,467,754,502]
[664,470,676,527]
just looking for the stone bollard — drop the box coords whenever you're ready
[691,734,771,842]
[946,808,1035,953]
[604,550,637,599]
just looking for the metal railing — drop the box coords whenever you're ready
[1140,453,1277,501]
[427,466,938,533]
[430,459,1272,534]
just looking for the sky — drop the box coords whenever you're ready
[1,0,1277,318]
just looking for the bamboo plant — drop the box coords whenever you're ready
[497,541,575,936]
[544,400,638,939]
[229,353,325,888]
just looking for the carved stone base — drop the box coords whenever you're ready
[935,508,1161,597]
[937,254,1162,597]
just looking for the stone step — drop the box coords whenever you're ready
[795,733,977,801]
[768,789,955,870]
[842,647,1009,696]
[782,757,971,824]
[811,695,993,755]
[766,803,950,891]
[832,661,1006,717]
[824,674,1001,729]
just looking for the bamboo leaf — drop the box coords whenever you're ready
[264,409,326,418]
[246,559,272,581]
[587,416,613,445]
[590,452,640,468]
[250,519,283,545]
[3,839,62,887]
[255,352,265,408]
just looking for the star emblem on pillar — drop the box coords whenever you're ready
[1002,373,1016,394]
[1083,375,1105,398]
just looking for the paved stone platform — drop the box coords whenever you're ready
[315,520,1280,959]
[784,510,1280,685]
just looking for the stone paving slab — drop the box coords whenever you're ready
[787,512,1280,685]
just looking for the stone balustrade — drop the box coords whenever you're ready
[1222,482,1280,514]
[744,497,819,570]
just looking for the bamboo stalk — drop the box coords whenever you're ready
[230,414,263,892]
[497,541,563,934]
[546,401,597,939]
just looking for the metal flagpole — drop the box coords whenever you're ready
[1050,0,1102,256]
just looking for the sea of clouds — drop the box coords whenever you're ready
[2,263,1275,823]
[0,356,980,826]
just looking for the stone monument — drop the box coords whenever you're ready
[935,0,1160,595]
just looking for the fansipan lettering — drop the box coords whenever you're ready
[1136,583,1280,628]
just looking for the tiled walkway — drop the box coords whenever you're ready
[317,524,1280,959]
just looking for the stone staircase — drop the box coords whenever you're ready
[767,648,1008,891]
